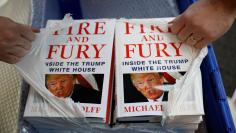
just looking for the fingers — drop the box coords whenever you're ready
[170,15,185,35]
[186,35,198,46]
[15,37,32,50]
[0,40,31,64]
[177,26,193,41]
[19,24,36,41]
[7,46,29,58]
[6,55,20,64]
[0,43,30,64]
[0,53,21,64]
[185,33,203,46]
[170,15,208,48]
[169,0,236,49]
[194,39,209,48]
[0,17,38,64]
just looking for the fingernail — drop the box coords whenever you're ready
[32,28,40,33]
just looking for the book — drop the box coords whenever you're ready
[115,18,204,123]
[24,87,109,131]
[20,17,206,132]
[24,87,200,132]
[18,18,116,124]
[24,87,79,130]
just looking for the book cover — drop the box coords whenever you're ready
[24,87,99,130]
[19,18,116,124]
[115,18,201,122]
[44,19,115,123]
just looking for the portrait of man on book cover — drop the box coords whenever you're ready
[45,74,103,104]
[123,72,184,103]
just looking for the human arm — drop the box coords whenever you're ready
[0,16,39,64]
[170,0,236,48]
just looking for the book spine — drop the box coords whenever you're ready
[105,42,115,124]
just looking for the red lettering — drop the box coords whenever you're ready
[95,107,101,113]
[67,36,89,43]
[124,105,163,112]
[170,42,182,56]
[150,25,164,33]
[67,36,73,43]
[124,44,136,58]
[67,26,73,35]
[123,23,172,34]
[83,106,100,113]
[61,45,73,59]
[136,106,140,112]
[125,43,178,58]
[78,22,90,35]
[52,21,108,35]
[52,26,72,35]
[46,44,106,59]
[77,45,89,58]
[125,22,134,34]
[47,45,60,59]
[94,22,106,34]
[140,24,145,33]
[53,30,59,35]
[155,43,170,57]
[93,44,106,58]
[141,35,148,41]
[138,44,151,58]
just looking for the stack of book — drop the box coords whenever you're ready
[114,18,204,132]
[22,17,205,132]
[22,18,116,131]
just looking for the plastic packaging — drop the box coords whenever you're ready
[16,14,208,133]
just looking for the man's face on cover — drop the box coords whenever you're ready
[131,73,164,100]
[46,74,75,98]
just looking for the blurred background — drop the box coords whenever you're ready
[214,21,236,97]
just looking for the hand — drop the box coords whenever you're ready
[0,16,39,64]
[170,0,236,48]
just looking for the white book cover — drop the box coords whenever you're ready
[115,18,202,120]
[17,18,115,124]
[24,87,97,130]
[24,87,63,118]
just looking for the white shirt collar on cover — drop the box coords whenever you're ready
[147,93,164,102]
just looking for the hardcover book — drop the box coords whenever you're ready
[115,18,203,123]
[19,18,116,124]
[20,17,205,132]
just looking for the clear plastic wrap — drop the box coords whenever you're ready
[162,47,207,124]
[16,15,115,132]
[16,15,208,133]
